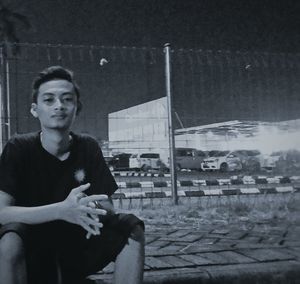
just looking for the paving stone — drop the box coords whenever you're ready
[145,247,183,257]
[155,245,186,254]
[180,243,230,254]
[240,236,262,243]
[260,236,285,245]
[268,228,287,236]
[167,229,192,238]
[211,228,230,235]
[159,233,203,243]
[143,264,152,271]
[179,254,214,265]
[198,252,229,264]
[285,247,300,258]
[215,239,238,246]
[197,237,219,244]
[282,241,300,247]
[284,231,300,240]
[157,255,194,267]
[234,243,281,249]
[158,236,186,242]
[217,250,256,264]
[239,248,295,262]
[178,234,203,242]
[168,241,202,247]
[217,231,248,240]
[145,246,162,256]
[247,231,269,238]
[145,235,159,245]
[147,240,170,248]
[145,256,173,269]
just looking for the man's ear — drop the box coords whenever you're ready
[30,103,38,118]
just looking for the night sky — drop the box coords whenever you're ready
[11,0,300,52]
[3,0,300,140]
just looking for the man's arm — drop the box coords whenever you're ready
[0,183,108,237]
[0,190,63,224]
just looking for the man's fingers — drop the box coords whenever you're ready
[80,215,103,228]
[78,219,99,236]
[81,206,107,216]
[90,213,99,222]
[86,214,101,240]
[72,183,90,194]
[80,194,108,204]
[88,201,96,208]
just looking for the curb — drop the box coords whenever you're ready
[112,186,300,199]
[142,261,300,284]
[115,176,300,188]
[93,261,300,284]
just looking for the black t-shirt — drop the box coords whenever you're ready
[0,132,117,206]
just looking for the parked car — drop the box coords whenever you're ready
[261,152,281,169]
[106,153,132,171]
[234,150,262,171]
[175,148,207,170]
[201,150,243,172]
[129,153,163,171]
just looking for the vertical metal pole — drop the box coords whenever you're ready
[5,59,11,139]
[0,48,3,152]
[164,43,178,205]
[0,46,7,151]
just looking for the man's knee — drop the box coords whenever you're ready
[0,232,25,263]
[129,224,144,243]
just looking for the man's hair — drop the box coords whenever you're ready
[32,66,82,114]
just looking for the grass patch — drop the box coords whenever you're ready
[119,193,300,229]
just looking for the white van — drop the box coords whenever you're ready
[129,153,162,171]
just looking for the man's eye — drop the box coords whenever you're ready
[44,98,54,102]
[64,97,74,102]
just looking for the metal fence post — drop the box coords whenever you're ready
[5,58,11,140]
[164,43,178,205]
[0,46,8,151]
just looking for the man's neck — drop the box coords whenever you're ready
[40,129,72,160]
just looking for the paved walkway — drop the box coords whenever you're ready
[90,222,300,284]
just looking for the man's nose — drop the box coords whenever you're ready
[54,99,65,109]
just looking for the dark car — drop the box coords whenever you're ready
[106,153,132,171]
[175,148,207,170]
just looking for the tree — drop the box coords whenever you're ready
[0,0,31,147]
[0,0,31,55]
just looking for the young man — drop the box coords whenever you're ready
[0,66,144,284]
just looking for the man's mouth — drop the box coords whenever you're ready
[52,114,67,119]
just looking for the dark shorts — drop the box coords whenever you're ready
[0,213,144,284]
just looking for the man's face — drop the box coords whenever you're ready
[31,79,78,131]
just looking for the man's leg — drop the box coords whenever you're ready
[113,225,145,284]
[0,232,27,284]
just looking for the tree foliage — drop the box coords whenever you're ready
[0,0,31,55]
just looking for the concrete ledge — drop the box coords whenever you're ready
[204,261,300,284]
[92,261,300,284]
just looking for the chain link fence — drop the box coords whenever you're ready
[1,43,300,180]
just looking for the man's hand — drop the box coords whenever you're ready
[59,183,108,237]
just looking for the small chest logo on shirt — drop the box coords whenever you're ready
[74,169,86,184]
